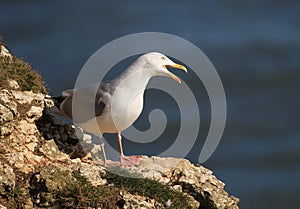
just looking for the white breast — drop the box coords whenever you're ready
[83,88,143,135]
[128,91,144,123]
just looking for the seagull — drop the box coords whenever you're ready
[51,52,187,166]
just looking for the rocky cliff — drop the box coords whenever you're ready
[0,41,239,209]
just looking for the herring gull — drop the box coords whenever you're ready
[52,52,187,166]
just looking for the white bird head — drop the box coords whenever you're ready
[137,52,188,83]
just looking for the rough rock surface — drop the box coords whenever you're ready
[0,45,12,59]
[0,163,15,196]
[0,44,239,208]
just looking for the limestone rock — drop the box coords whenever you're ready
[0,103,13,123]
[122,192,164,209]
[44,95,54,108]
[128,156,239,209]
[6,150,43,174]
[11,90,44,106]
[0,123,14,136]
[0,204,7,209]
[22,198,34,209]
[78,162,107,186]
[7,80,20,90]
[0,90,18,135]
[0,45,12,58]
[26,105,43,122]
[25,141,38,152]
[29,164,75,207]
[129,156,182,181]
[18,120,38,135]
[11,91,34,104]
[39,139,69,161]
[0,89,18,117]
[0,163,15,196]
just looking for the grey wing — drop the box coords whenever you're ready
[54,83,109,123]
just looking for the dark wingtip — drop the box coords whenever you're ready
[51,96,66,110]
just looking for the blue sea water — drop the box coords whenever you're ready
[1,1,300,208]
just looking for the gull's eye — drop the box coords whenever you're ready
[161,56,166,60]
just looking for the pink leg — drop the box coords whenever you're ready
[98,136,118,167]
[99,142,108,166]
[117,132,141,166]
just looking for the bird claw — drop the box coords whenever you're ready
[100,156,141,167]
[103,160,121,167]
[120,155,142,167]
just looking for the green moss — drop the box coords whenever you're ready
[103,167,192,208]
[54,171,123,208]
[0,56,46,93]
[13,186,22,196]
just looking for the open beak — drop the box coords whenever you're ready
[164,63,188,84]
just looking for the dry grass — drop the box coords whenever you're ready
[0,37,46,93]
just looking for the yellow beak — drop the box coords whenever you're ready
[165,63,188,84]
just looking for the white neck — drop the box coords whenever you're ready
[112,59,156,93]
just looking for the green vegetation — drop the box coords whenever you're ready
[54,167,193,208]
[0,56,46,93]
[0,37,46,93]
[103,167,192,208]
[54,171,123,208]
[12,185,23,197]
